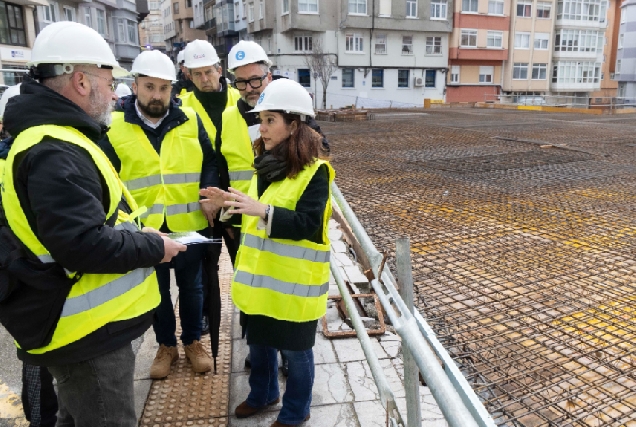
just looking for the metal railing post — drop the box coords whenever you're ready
[396,237,422,427]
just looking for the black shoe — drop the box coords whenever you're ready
[244,353,251,369]
[201,315,209,335]
[281,353,289,377]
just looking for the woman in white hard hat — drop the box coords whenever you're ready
[202,78,334,427]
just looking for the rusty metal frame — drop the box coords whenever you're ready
[321,293,386,338]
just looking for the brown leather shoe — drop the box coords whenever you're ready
[234,397,280,418]
[149,345,179,379]
[270,414,311,427]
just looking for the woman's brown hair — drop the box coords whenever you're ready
[254,112,329,179]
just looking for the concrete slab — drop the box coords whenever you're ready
[346,359,404,402]
[313,333,337,365]
[333,338,388,363]
[343,265,369,285]
[334,252,353,266]
[332,240,348,253]
[328,229,343,241]
[312,363,353,405]
[230,402,360,427]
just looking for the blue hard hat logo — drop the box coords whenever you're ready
[236,51,245,60]
[257,92,265,104]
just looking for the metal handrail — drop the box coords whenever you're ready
[332,182,497,427]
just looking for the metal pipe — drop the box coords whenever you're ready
[330,254,403,426]
[395,237,422,427]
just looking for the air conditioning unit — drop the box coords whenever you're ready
[414,77,424,87]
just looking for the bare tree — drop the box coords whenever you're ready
[303,39,338,110]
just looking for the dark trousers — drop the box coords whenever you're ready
[21,362,58,427]
[47,344,136,427]
[202,224,240,317]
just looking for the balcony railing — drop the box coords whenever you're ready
[204,17,216,31]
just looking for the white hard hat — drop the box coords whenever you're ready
[177,50,185,65]
[115,83,132,98]
[0,84,21,120]
[251,78,315,118]
[183,40,220,69]
[130,50,176,82]
[27,21,127,78]
[228,41,272,73]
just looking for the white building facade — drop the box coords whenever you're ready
[616,0,636,101]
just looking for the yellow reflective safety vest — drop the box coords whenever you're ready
[232,159,335,322]
[2,125,160,354]
[179,87,241,144]
[107,108,208,232]
[220,106,255,206]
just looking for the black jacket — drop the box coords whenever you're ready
[98,95,220,233]
[171,71,193,99]
[1,77,165,366]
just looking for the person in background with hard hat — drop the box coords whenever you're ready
[201,78,334,427]
[0,22,186,427]
[179,39,240,339]
[171,49,193,99]
[115,82,132,99]
[0,83,59,427]
[98,50,220,379]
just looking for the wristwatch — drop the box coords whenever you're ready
[264,204,271,221]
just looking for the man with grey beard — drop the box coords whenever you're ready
[0,22,185,427]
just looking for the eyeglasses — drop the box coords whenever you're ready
[82,71,116,92]
[232,74,268,90]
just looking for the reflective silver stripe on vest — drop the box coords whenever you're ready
[114,222,139,233]
[163,173,200,185]
[242,234,330,263]
[61,267,154,317]
[234,270,329,298]
[141,204,165,217]
[228,170,254,182]
[166,201,201,216]
[38,254,55,263]
[125,175,162,191]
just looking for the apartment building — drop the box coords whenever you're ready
[616,0,635,100]
[590,0,619,99]
[447,0,511,102]
[0,0,38,86]
[140,0,166,51]
[210,0,247,72]
[501,0,555,101]
[162,0,205,59]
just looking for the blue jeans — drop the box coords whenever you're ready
[247,344,314,425]
[47,344,135,427]
[153,244,205,347]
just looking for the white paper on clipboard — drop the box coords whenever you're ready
[167,231,221,245]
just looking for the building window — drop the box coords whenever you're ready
[425,36,442,54]
[346,33,363,52]
[513,63,528,79]
[0,1,26,46]
[379,0,391,16]
[398,69,409,87]
[118,18,125,41]
[616,59,621,74]
[552,61,601,83]
[402,35,413,55]
[96,9,106,35]
[298,69,310,87]
[294,34,312,51]
[558,0,603,21]
[516,0,531,17]
[554,29,601,53]
[372,69,384,87]
[462,0,478,12]
[534,33,549,50]
[514,32,530,49]
[349,0,366,14]
[186,0,192,6]
[342,68,354,87]
[282,0,289,13]
[430,0,447,19]
[425,70,436,87]
[532,63,547,79]
[39,2,57,23]
[618,34,623,49]
[479,66,493,83]
[460,29,477,47]
[406,0,417,17]
[63,6,75,21]
[259,0,263,18]
[173,2,179,13]
[487,31,503,48]
[488,0,503,14]
[450,65,460,83]
[375,34,387,54]
[299,0,318,13]
[84,7,92,28]
[127,19,137,43]
[248,2,254,21]
[536,2,550,18]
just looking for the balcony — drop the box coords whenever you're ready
[204,17,216,31]
[213,44,227,55]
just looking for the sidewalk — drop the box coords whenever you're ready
[136,224,448,427]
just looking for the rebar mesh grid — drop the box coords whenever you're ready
[327,109,636,427]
